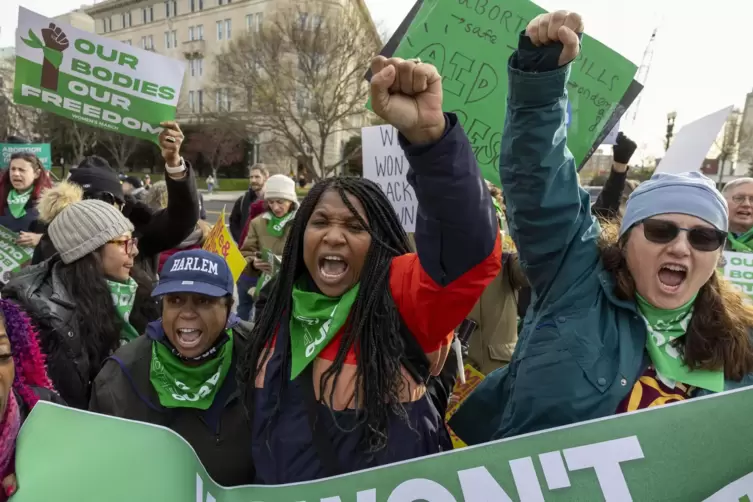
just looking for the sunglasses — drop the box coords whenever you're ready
[108,237,138,255]
[641,219,726,252]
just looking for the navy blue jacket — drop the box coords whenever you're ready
[0,198,41,233]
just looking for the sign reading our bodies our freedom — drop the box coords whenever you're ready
[720,251,753,301]
[0,143,51,170]
[14,7,185,143]
[13,387,753,501]
[370,0,639,186]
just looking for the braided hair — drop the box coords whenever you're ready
[242,176,414,452]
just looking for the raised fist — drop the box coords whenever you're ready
[525,11,584,67]
[41,23,69,52]
[370,56,445,145]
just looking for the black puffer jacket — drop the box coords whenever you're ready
[89,318,255,487]
[2,257,158,409]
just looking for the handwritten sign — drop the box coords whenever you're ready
[0,225,34,284]
[1,143,52,170]
[377,0,638,185]
[361,125,417,232]
[445,364,485,449]
[202,209,246,281]
[721,251,753,302]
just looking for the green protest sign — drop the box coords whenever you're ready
[720,251,753,301]
[14,387,753,501]
[0,143,52,169]
[378,0,638,186]
[0,225,34,284]
[14,7,185,143]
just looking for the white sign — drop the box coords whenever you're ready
[361,125,417,232]
[721,251,753,301]
[655,106,734,175]
[602,121,620,145]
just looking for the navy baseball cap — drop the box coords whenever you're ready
[153,249,234,298]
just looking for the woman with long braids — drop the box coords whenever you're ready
[244,56,501,483]
[451,11,753,445]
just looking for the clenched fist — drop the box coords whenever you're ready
[370,56,445,145]
[525,11,584,67]
[158,121,184,168]
[41,23,69,52]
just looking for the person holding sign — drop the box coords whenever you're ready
[3,192,158,409]
[240,174,299,307]
[89,250,254,487]
[0,152,52,246]
[451,11,753,445]
[242,56,501,483]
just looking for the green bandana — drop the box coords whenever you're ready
[107,278,140,342]
[149,332,233,409]
[266,211,295,237]
[7,188,32,219]
[491,198,504,231]
[636,293,724,393]
[727,228,753,253]
[289,282,360,380]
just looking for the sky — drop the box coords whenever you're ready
[2,0,752,159]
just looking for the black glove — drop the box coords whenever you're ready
[613,132,637,165]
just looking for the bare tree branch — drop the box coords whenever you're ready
[98,132,141,171]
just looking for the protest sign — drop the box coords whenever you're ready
[446,364,485,449]
[368,0,639,186]
[0,225,34,284]
[720,251,753,301]
[15,386,753,501]
[254,248,282,299]
[14,7,184,143]
[655,106,734,175]
[203,209,246,281]
[362,124,417,232]
[0,143,52,169]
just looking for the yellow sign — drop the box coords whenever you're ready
[445,364,485,449]
[202,209,246,282]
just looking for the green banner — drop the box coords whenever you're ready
[13,7,185,143]
[0,143,51,170]
[378,0,638,186]
[13,387,753,501]
[0,225,34,284]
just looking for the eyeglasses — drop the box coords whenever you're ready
[641,219,726,252]
[108,237,138,255]
[731,195,753,205]
[86,191,124,211]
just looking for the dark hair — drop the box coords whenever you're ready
[59,253,157,378]
[600,221,753,380]
[241,176,412,451]
[0,153,53,215]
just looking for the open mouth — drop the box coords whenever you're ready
[175,328,203,349]
[737,210,752,218]
[317,254,349,283]
[658,263,687,293]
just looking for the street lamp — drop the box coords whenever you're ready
[665,111,677,151]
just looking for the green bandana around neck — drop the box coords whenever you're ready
[107,277,140,342]
[728,228,753,253]
[7,188,32,219]
[636,293,724,393]
[149,331,233,409]
[267,210,295,237]
[288,281,360,380]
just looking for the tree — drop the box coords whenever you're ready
[342,135,362,176]
[183,123,245,179]
[98,132,142,171]
[215,0,380,181]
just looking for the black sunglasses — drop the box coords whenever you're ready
[641,219,726,252]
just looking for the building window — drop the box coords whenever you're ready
[190,0,204,12]
[165,0,177,17]
[102,17,112,33]
[188,26,194,40]
[123,39,132,45]
[164,30,177,49]
[197,90,204,113]
[142,6,153,23]
[189,58,204,77]
[225,19,231,40]
[121,12,131,28]
[216,89,231,112]
[216,20,223,40]
[189,91,195,112]
[299,13,308,29]
[196,24,204,39]
[141,35,154,50]
[246,12,263,32]
[218,0,231,4]
[172,30,177,47]
[165,31,170,48]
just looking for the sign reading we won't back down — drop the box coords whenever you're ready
[14,7,185,142]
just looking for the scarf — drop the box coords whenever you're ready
[0,392,20,480]
[266,210,295,237]
[7,188,32,219]
[728,227,753,253]
[149,331,233,410]
[107,278,140,342]
[289,282,360,379]
[636,293,724,393]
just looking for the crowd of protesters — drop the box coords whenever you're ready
[2,10,753,499]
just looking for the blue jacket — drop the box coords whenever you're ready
[0,198,40,233]
[251,114,502,484]
[449,42,753,445]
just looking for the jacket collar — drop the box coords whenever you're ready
[598,267,638,313]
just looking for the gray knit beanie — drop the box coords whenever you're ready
[48,199,135,264]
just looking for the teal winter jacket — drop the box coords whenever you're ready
[449,40,753,446]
